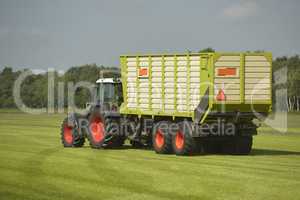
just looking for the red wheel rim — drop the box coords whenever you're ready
[64,125,73,144]
[90,117,105,143]
[155,129,164,148]
[175,131,184,150]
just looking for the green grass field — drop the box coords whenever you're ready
[1,111,300,200]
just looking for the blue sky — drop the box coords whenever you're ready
[0,0,299,70]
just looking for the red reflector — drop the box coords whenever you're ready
[218,67,236,76]
[216,89,226,101]
[138,68,148,77]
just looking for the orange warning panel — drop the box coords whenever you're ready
[217,67,236,76]
[138,67,148,77]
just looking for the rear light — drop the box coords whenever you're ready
[216,89,226,101]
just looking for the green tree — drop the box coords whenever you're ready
[199,47,215,53]
[0,67,19,108]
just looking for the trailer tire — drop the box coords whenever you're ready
[172,121,195,156]
[152,121,172,154]
[221,136,253,155]
[236,136,253,155]
[61,117,85,147]
[220,138,236,154]
[202,140,221,154]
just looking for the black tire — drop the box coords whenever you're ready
[87,114,124,149]
[60,117,85,147]
[235,136,253,155]
[202,140,221,154]
[172,121,195,156]
[87,114,106,148]
[102,117,125,148]
[221,136,253,155]
[220,138,236,154]
[152,121,173,154]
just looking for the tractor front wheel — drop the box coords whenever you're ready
[102,117,125,148]
[60,117,85,147]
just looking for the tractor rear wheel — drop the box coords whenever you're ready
[152,121,172,154]
[60,117,85,147]
[172,121,195,155]
[87,114,106,148]
[102,117,125,148]
[87,114,124,149]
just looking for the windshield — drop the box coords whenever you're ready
[104,83,115,102]
[97,83,122,104]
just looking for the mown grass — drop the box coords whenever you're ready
[0,111,300,200]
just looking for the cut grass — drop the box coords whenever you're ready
[0,111,300,200]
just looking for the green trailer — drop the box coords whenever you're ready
[60,52,272,156]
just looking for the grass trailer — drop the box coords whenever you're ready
[60,52,272,155]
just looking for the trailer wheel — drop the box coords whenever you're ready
[152,121,172,154]
[87,115,106,148]
[172,121,195,156]
[235,136,253,155]
[60,117,85,147]
[202,140,221,154]
[221,136,253,155]
[220,138,235,154]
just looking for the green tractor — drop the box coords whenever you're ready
[61,77,129,149]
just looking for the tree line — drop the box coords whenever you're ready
[0,55,299,112]
[0,64,120,109]
[273,55,300,111]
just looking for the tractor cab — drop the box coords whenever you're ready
[95,78,123,111]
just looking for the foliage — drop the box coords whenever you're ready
[273,55,300,111]
[198,47,215,53]
[0,64,120,109]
